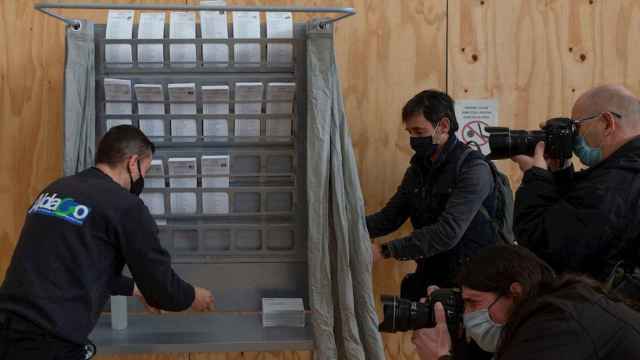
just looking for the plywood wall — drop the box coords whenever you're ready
[1,1,639,360]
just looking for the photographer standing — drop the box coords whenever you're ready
[510,85,640,297]
[367,90,498,298]
[412,245,640,360]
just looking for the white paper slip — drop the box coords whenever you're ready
[233,11,261,66]
[155,219,167,226]
[104,78,132,115]
[135,84,166,138]
[262,298,305,328]
[266,82,295,114]
[106,10,134,66]
[235,82,263,114]
[137,13,166,65]
[266,12,293,65]
[106,119,133,131]
[203,192,229,214]
[203,119,229,138]
[201,155,230,176]
[141,193,165,215]
[135,84,165,114]
[201,0,229,66]
[146,159,165,188]
[170,12,197,66]
[168,157,197,187]
[266,119,292,138]
[168,83,197,114]
[168,157,197,214]
[202,85,230,115]
[234,119,260,137]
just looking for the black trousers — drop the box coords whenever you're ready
[0,312,86,360]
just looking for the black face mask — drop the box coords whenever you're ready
[128,160,145,196]
[410,136,437,158]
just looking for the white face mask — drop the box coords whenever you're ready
[463,297,504,352]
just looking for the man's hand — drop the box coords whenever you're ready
[511,141,547,172]
[133,284,163,314]
[412,302,452,360]
[371,242,384,263]
[191,287,215,312]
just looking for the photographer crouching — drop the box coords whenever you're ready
[388,245,640,359]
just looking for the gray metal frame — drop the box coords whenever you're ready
[85,10,319,353]
[34,2,355,29]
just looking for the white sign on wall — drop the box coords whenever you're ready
[454,99,499,156]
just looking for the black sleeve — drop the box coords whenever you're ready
[365,167,414,238]
[514,166,611,273]
[387,159,493,260]
[498,308,591,360]
[118,202,195,311]
[109,275,134,296]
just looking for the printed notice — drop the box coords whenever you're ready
[201,0,229,66]
[137,13,165,66]
[233,11,261,66]
[135,84,165,139]
[170,12,197,66]
[169,83,197,142]
[106,10,134,66]
[168,157,197,214]
[454,99,499,156]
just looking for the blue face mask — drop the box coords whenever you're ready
[463,308,504,352]
[574,135,603,167]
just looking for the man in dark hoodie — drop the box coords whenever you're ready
[511,84,640,297]
[0,125,214,359]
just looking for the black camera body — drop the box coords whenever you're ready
[485,117,575,162]
[378,288,464,339]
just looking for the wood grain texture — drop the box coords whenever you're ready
[3,0,639,359]
[447,0,640,187]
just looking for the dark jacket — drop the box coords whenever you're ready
[0,167,194,344]
[366,136,497,287]
[514,137,640,282]
[498,280,640,360]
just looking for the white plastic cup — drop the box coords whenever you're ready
[110,295,128,330]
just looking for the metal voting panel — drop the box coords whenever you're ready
[94,22,308,311]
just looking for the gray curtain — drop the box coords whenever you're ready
[306,20,385,360]
[64,20,96,176]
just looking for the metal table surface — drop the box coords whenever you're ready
[90,312,314,354]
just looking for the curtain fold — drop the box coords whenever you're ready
[306,20,385,360]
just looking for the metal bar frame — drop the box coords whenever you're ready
[34,2,356,29]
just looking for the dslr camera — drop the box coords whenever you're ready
[485,117,575,162]
[378,288,464,338]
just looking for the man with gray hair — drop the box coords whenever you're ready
[511,84,640,297]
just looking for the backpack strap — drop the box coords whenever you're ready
[455,147,511,244]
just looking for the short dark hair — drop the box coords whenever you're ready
[96,125,155,166]
[402,90,459,134]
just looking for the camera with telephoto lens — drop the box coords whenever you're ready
[378,288,464,337]
[485,117,575,162]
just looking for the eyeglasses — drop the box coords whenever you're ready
[573,111,622,129]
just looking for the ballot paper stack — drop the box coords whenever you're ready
[202,85,230,138]
[137,13,165,67]
[262,298,305,328]
[135,84,165,139]
[200,0,229,67]
[168,158,198,214]
[104,78,132,130]
[170,12,197,67]
[169,83,198,142]
[266,82,295,140]
[105,10,134,67]
[234,82,263,139]
[233,11,261,66]
[140,160,166,215]
[266,12,294,65]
